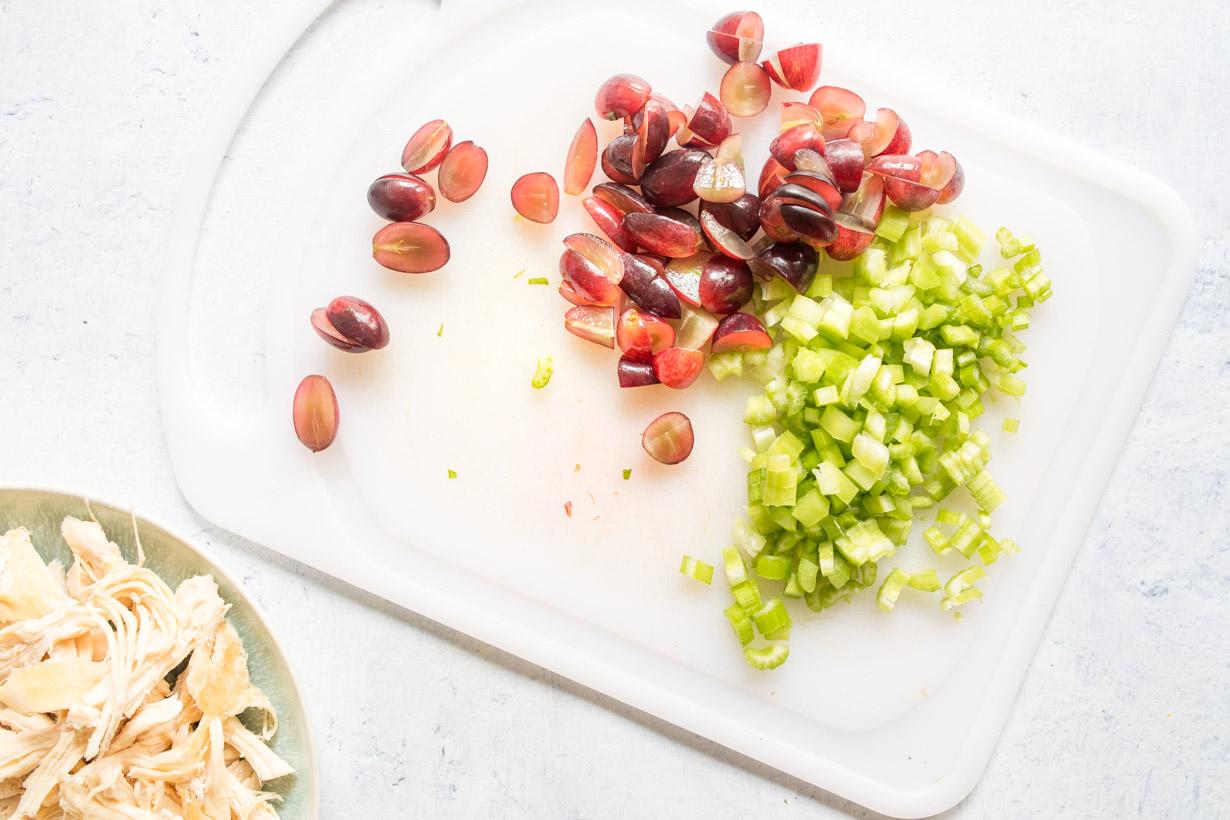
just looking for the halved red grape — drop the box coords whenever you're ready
[862,108,911,157]
[807,86,866,140]
[699,255,753,314]
[685,93,732,147]
[702,193,761,241]
[826,225,876,261]
[321,295,389,352]
[632,99,671,171]
[438,141,488,203]
[618,355,659,387]
[699,208,754,260]
[293,375,339,452]
[620,253,682,318]
[694,134,745,204]
[602,134,640,184]
[625,211,704,257]
[652,349,705,390]
[367,174,436,222]
[617,307,676,358]
[563,119,598,196]
[511,172,560,223]
[640,149,707,207]
[868,153,922,182]
[559,280,598,306]
[564,305,616,348]
[675,303,720,349]
[762,43,822,92]
[770,123,825,171]
[595,74,651,120]
[642,410,695,463]
[593,182,654,215]
[656,206,704,239]
[871,153,942,211]
[784,168,843,211]
[779,203,838,246]
[663,253,707,307]
[753,241,818,292]
[560,249,622,305]
[564,232,625,282]
[880,111,911,156]
[936,154,965,204]
[721,61,771,117]
[583,196,636,251]
[706,11,764,64]
[372,222,450,273]
[918,149,959,190]
[711,312,772,352]
[401,119,452,174]
[823,138,867,192]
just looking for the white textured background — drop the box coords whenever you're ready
[1,0,1228,817]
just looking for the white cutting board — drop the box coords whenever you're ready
[158,1,1196,816]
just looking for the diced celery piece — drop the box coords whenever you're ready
[763,464,798,507]
[813,385,839,406]
[761,277,796,301]
[709,351,744,381]
[804,274,834,299]
[792,488,830,527]
[1002,418,1020,433]
[780,316,817,343]
[854,247,889,283]
[755,553,792,581]
[679,555,714,584]
[852,433,890,477]
[744,394,777,425]
[724,603,754,645]
[815,461,859,504]
[940,324,980,347]
[876,567,911,611]
[792,348,826,383]
[819,406,860,443]
[816,294,854,340]
[743,643,789,670]
[906,568,941,592]
[903,337,935,375]
[875,205,911,242]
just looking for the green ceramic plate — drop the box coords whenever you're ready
[0,488,318,817]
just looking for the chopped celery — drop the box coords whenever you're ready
[679,555,714,585]
[531,355,553,389]
[752,598,792,635]
[876,567,911,611]
[709,351,744,382]
[743,644,789,670]
[754,553,792,580]
[724,603,754,645]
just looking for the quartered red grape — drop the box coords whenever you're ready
[784,166,843,211]
[438,141,488,203]
[311,295,389,353]
[711,312,772,352]
[684,93,732,147]
[770,123,826,171]
[560,233,624,305]
[663,253,707,307]
[642,411,695,464]
[702,193,761,241]
[620,253,682,318]
[559,280,598,307]
[862,108,911,157]
[617,307,676,358]
[758,156,789,199]
[721,61,771,117]
[511,172,560,223]
[699,255,754,314]
[833,172,886,234]
[564,305,616,348]
[564,119,598,196]
[583,196,637,251]
[632,99,671,174]
[699,208,754,260]
[595,74,652,120]
[401,119,452,174]
[675,303,720,350]
[593,182,653,215]
[753,241,818,292]
[780,101,821,132]
[624,211,704,257]
[937,154,965,203]
[640,149,707,207]
[694,134,746,204]
[652,349,705,390]
[372,222,450,273]
[807,86,866,140]
[823,138,867,192]
[706,10,764,64]
[601,135,640,185]
[367,174,436,222]
[762,43,822,92]
[618,355,659,387]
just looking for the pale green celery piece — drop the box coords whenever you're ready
[791,487,830,527]
[805,273,834,299]
[995,226,1021,258]
[816,294,854,339]
[843,461,879,491]
[930,372,961,401]
[817,541,836,576]
[875,205,911,242]
[787,294,825,326]
[708,351,744,381]
[854,247,889,283]
[744,395,777,425]
[1002,418,1020,433]
[819,406,860,443]
[849,305,883,344]
[864,409,887,440]
[967,470,1005,512]
[723,545,751,584]
[923,231,959,254]
[761,277,796,301]
[903,337,935,374]
[679,555,715,585]
[870,284,915,316]
[892,226,923,266]
[906,568,941,591]
[796,557,820,593]
[763,464,798,507]
[750,426,776,452]
[530,355,553,388]
[780,316,818,343]
[743,643,790,670]
[815,461,859,504]
[995,373,1027,397]
[842,355,881,403]
[739,446,756,463]
[813,385,840,406]
[918,302,950,330]
[876,567,912,611]
[933,347,955,376]
[828,553,852,589]
[782,573,805,598]
[753,597,792,636]
[767,430,805,459]
[863,495,896,515]
[724,603,754,645]
[922,215,951,236]
[731,578,762,614]
[744,349,768,368]
[754,553,791,581]
[792,348,826,383]
[941,324,980,347]
[852,433,890,477]
[763,299,792,328]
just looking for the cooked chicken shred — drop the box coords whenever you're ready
[0,519,292,818]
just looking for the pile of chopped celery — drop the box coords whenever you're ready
[707,209,1052,670]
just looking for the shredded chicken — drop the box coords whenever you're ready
[0,519,293,819]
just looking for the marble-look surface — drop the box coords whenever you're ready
[1,0,1227,817]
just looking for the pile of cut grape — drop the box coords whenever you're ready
[306,9,1054,671]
